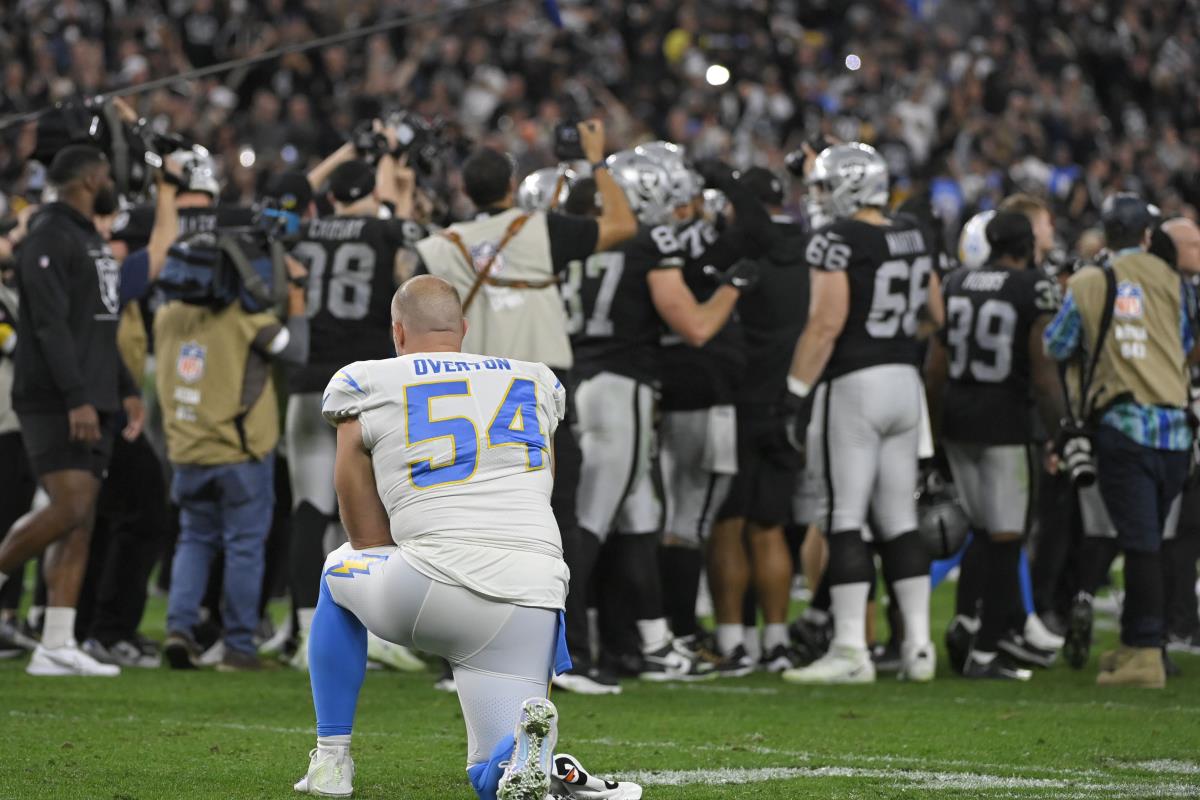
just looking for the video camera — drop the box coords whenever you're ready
[351,112,448,176]
[158,215,288,315]
[31,99,192,198]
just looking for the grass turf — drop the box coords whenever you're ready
[1,584,1199,799]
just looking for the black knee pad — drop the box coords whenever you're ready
[879,530,930,583]
[826,530,874,586]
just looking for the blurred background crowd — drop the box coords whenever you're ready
[3,0,1200,244]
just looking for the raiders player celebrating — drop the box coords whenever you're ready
[285,157,425,669]
[925,212,1063,680]
[560,151,757,683]
[782,143,943,685]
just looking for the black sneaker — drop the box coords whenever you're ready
[963,650,1032,681]
[788,616,832,666]
[998,631,1057,668]
[1064,592,1093,670]
[1167,629,1200,655]
[163,630,201,670]
[676,632,722,666]
[638,641,716,682]
[0,618,37,653]
[944,615,979,676]
[760,644,797,674]
[714,645,756,678]
[552,666,623,695]
[870,639,903,674]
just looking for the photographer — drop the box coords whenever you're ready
[0,145,144,677]
[154,182,310,672]
[1044,194,1196,688]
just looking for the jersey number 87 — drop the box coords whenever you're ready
[405,378,548,488]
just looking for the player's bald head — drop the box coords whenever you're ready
[1163,217,1200,275]
[391,275,464,335]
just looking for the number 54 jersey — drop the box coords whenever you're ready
[322,353,569,609]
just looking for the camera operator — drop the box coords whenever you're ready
[1044,194,1197,688]
[0,145,144,677]
[414,119,636,693]
[154,183,310,672]
[284,142,426,672]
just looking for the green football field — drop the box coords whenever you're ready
[2,583,1199,800]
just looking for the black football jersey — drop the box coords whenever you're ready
[289,215,425,392]
[564,224,682,384]
[111,204,256,251]
[658,218,748,410]
[807,214,937,380]
[939,264,1059,444]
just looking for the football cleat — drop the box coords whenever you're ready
[497,698,559,800]
[780,644,875,685]
[944,615,979,676]
[1064,592,1094,670]
[551,753,643,799]
[552,667,622,696]
[870,639,903,674]
[366,632,425,672]
[963,651,1032,681]
[899,642,936,682]
[84,638,162,669]
[638,640,717,682]
[1167,630,1200,655]
[27,641,120,677]
[788,615,832,665]
[1025,613,1065,651]
[998,632,1057,669]
[164,631,202,670]
[294,747,354,797]
[760,644,797,674]
[714,644,756,678]
[0,618,37,653]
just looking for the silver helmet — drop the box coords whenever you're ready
[916,470,970,560]
[805,142,889,222]
[634,140,700,209]
[171,146,220,197]
[606,150,673,227]
[516,166,575,212]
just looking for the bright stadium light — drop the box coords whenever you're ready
[706,64,731,86]
[239,147,257,168]
[845,53,862,71]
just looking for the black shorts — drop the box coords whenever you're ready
[718,403,801,527]
[17,411,117,479]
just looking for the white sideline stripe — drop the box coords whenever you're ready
[624,766,1200,798]
[1130,760,1200,775]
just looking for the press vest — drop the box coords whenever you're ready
[415,208,572,369]
[154,301,281,465]
[1070,252,1189,416]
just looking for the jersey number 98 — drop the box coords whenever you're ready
[405,379,548,488]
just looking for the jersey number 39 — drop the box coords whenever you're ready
[405,379,547,488]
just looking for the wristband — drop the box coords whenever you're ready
[787,375,811,398]
[591,161,608,173]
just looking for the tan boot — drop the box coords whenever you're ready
[1096,647,1165,688]
[1098,646,1136,673]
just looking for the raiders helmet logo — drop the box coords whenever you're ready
[836,159,869,187]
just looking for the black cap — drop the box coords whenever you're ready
[328,160,376,204]
[1101,193,1152,249]
[985,211,1035,261]
[740,166,785,206]
[265,171,313,213]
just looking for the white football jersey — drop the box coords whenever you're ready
[323,352,569,609]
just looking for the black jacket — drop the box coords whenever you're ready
[12,202,134,414]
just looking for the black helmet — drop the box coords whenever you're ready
[916,470,970,560]
[1100,193,1152,250]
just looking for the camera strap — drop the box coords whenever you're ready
[440,213,558,313]
[1079,266,1118,421]
[218,231,287,312]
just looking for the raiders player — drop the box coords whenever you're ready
[781,143,943,685]
[560,150,757,683]
[285,158,425,670]
[925,212,1064,680]
[636,144,771,659]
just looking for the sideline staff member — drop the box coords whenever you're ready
[1044,194,1196,689]
[0,145,144,677]
[156,214,310,672]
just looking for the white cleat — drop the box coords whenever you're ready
[27,641,120,677]
[294,747,354,797]
[551,753,643,799]
[899,641,936,683]
[1025,613,1065,651]
[780,644,875,685]
[366,632,425,672]
[497,698,559,800]
[289,635,309,672]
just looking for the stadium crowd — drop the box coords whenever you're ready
[0,0,1199,710]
